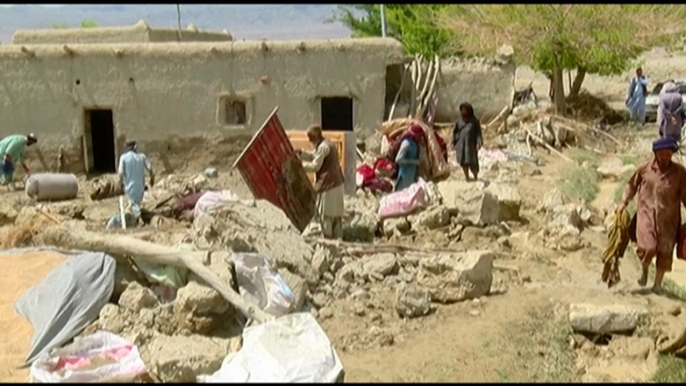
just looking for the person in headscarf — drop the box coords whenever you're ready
[0,133,37,191]
[391,124,425,192]
[297,125,345,239]
[117,139,154,224]
[658,81,684,142]
[453,102,483,182]
[617,137,686,294]
[626,67,650,125]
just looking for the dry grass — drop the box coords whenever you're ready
[652,275,686,382]
[503,305,579,382]
[557,166,600,203]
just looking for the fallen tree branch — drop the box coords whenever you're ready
[37,226,273,324]
[525,127,576,164]
[485,105,511,129]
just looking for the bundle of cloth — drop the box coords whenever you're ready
[356,119,449,194]
[380,118,449,181]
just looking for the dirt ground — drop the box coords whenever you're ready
[0,251,66,382]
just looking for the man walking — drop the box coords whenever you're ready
[0,133,38,191]
[118,139,154,224]
[617,137,686,294]
[297,125,345,239]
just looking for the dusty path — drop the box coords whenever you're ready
[0,251,66,382]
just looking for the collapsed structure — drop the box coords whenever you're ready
[0,21,515,177]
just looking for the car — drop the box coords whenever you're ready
[645,78,686,122]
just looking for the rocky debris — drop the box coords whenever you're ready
[382,217,411,238]
[343,196,379,242]
[395,285,431,318]
[597,159,634,181]
[569,303,649,334]
[494,44,514,65]
[142,334,241,383]
[409,205,451,230]
[191,199,318,286]
[440,181,499,226]
[119,282,159,313]
[362,254,399,279]
[204,167,218,178]
[279,269,308,312]
[539,188,566,213]
[485,182,522,221]
[417,251,494,303]
[175,278,228,315]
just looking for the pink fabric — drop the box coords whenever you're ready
[378,179,428,219]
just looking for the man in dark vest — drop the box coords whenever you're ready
[296,124,345,239]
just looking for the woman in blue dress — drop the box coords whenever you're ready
[391,124,425,192]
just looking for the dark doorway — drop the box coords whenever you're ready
[84,109,116,174]
[320,96,353,132]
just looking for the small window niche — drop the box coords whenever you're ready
[217,95,251,128]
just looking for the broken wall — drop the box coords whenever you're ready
[385,57,516,125]
[436,58,516,124]
[0,38,405,174]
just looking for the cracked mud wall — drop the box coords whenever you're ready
[0,38,405,174]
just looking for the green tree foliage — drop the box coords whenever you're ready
[80,20,98,28]
[436,4,686,114]
[334,4,456,58]
[52,20,99,29]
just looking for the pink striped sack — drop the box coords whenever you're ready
[378,178,429,220]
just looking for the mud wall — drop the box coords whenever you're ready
[0,38,405,174]
[13,20,233,45]
[435,58,516,124]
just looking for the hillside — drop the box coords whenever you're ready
[0,4,354,42]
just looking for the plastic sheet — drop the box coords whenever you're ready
[15,252,116,365]
[30,331,146,383]
[197,313,344,383]
[231,253,295,318]
[193,190,243,218]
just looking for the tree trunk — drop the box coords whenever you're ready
[552,55,566,115]
[37,226,274,324]
[569,67,586,96]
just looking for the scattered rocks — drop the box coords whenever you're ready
[383,217,411,238]
[142,334,241,383]
[175,279,228,315]
[417,251,494,303]
[119,282,159,313]
[395,285,432,318]
[443,181,500,226]
[597,159,634,181]
[569,303,650,334]
[485,182,522,221]
[191,200,318,286]
[361,254,399,279]
[409,205,451,230]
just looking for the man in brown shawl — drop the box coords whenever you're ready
[617,137,686,294]
[297,125,345,239]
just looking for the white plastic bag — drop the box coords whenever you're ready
[231,253,295,317]
[197,313,344,383]
[377,178,429,219]
[30,331,146,383]
[193,190,241,218]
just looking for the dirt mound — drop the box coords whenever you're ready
[0,251,66,382]
[565,91,626,125]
